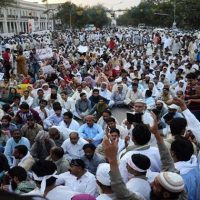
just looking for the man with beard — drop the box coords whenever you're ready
[81,143,105,175]
[4,129,30,166]
[103,113,187,200]
[8,166,35,194]
[12,145,35,171]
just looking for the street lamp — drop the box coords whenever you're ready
[173,0,177,28]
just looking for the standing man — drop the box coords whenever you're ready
[2,46,11,79]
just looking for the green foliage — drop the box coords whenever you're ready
[56,3,110,29]
[117,0,200,29]
[0,0,16,7]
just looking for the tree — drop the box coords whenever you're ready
[0,0,16,7]
[117,0,200,29]
[56,3,110,29]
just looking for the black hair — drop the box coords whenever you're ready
[170,118,187,136]
[92,89,99,93]
[51,147,64,159]
[31,160,57,177]
[132,124,151,145]
[2,115,11,122]
[171,138,194,161]
[70,159,85,169]
[37,89,43,93]
[60,91,68,95]
[8,166,27,182]
[19,103,29,110]
[39,99,48,105]
[63,111,73,119]
[0,153,10,172]
[110,128,120,136]
[186,72,197,80]
[15,145,28,156]
[131,154,151,171]
[80,92,86,97]
[145,90,152,97]
[53,102,62,111]
[106,117,116,123]
[2,104,11,112]
[83,143,96,151]
[102,109,112,116]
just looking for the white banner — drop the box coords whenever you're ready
[23,47,53,60]
[41,64,55,74]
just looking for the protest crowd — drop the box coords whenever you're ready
[0,27,200,200]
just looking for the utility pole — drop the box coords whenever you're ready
[173,0,177,28]
[69,0,72,29]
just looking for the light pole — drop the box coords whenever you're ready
[173,0,177,28]
[69,0,72,29]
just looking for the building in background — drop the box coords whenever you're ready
[0,0,53,34]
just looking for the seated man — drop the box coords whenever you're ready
[44,102,64,129]
[81,143,105,175]
[56,159,97,196]
[61,132,88,161]
[78,115,104,146]
[47,146,70,175]
[12,145,35,171]
[8,166,35,194]
[110,84,126,108]
[74,92,91,120]
[4,129,30,166]
[21,115,43,145]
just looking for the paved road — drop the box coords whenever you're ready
[112,107,130,124]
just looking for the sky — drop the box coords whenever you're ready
[27,0,141,10]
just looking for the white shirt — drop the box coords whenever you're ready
[61,138,88,161]
[34,106,50,120]
[57,171,97,196]
[26,186,78,200]
[119,146,161,183]
[59,98,74,111]
[126,178,151,200]
[20,96,34,107]
[59,119,80,131]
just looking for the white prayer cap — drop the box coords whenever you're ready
[168,104,179,110]
[96,163,111,186]
[115,77,122,83]
[5,44,10,49]
[157,172,184,193]
[135,99,146,105]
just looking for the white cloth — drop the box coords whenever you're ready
[26,186,79,200]
[182,109,200,143]
[126,178,151,200]
[20,96,34,107]
[57,171,97,196]
[119,147,161,183]
[61,138,88,161]
[59,98,74,111]
[59,119,80,131]
[34,107,50,121]
[175,155,198,175]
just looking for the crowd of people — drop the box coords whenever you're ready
[0,27,200,200]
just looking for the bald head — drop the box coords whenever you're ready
[85,115,94,127]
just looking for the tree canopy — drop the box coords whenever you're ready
[0,0,15,7]
[56,3,110,29]
[117,0,200,29]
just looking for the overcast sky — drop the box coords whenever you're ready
[27,0,141,9]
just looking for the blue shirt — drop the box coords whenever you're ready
[78,123,104,142]
[44,114,64,128]
[4,137,30,166]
